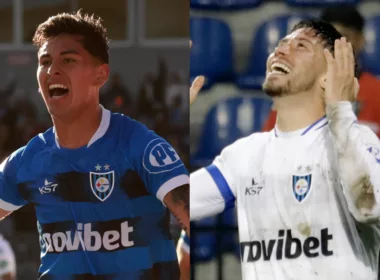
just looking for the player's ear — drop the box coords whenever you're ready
[319,77,326,91]
[94,64,109,87]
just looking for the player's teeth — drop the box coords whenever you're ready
[272,63,291,74]
[49,84,68,90]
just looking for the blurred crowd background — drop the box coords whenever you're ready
[190,0,380,279]
[0,0,189,279]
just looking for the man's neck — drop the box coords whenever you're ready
[53,103,102,149]
[274,91,325,132]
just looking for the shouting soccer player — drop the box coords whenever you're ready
[190,19,380,279]
[0,11,189,279]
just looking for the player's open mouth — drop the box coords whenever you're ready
[48,84,69,99]
[270,62,291,75]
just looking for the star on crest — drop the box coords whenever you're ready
[306,165,312,172]
[95,164,102,171]
[104,164,110,171]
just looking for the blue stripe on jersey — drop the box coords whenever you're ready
[38,260,179,280]
[205,164,235,210]
[274,115,327,137]
[301,115,327,135]
[35,196,165,224]
[316,121,328,131]
[150,239,177,262]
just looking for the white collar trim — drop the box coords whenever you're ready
[54,105,111,149]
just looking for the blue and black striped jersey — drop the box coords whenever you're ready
[0,106,189,279]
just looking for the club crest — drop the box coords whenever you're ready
[90,171,115,202]
[292,174,312,203]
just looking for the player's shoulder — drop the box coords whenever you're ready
[355,122,380,145]
[4,127,54,169]
[110,112,153,141]
[109,112,168,157]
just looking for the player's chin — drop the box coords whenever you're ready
[263,79,287,97]
[45,96,72,116]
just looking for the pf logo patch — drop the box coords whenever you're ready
[90,171,115,201]
[143,138,183,174]
[292,174,312,203]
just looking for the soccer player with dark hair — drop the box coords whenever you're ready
[0,11,189,279]
[191,19,380,279]
[263,6,380,137]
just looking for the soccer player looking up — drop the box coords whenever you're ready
[190,19,380,279]
[263,6,380,137]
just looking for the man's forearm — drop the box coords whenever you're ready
[163,184,189,236]
[327,102,380,222]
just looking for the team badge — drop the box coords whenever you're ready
[90,166,114,201]
[292,174,312,203]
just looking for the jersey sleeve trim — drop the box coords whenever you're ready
[205,164,235,209]
[156,174,189,202]
[0,199,21,212]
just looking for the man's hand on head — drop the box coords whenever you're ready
[323,37,359,106]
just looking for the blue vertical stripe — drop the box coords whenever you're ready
[205,165,235,210]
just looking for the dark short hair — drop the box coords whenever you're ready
[320,6,364,33]
[291,19,360,77]
[33,10,109,64]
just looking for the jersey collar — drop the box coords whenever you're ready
[54,105,111,149]
[274,115,328,138]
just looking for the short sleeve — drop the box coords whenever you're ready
[129,124,189,202]
[190,137,248,220]
[0,155,27,211]
[205,138,243,205]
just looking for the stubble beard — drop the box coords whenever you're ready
[262,75,316,98]
[262,77,292,98]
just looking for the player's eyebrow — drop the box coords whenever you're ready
[60,50,80,56]
[297,37,314,45]
[39,50,81,59]
[278,38,289,45]
[278,37,313,46]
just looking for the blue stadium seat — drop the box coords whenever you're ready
[361,16,380,76]
[236,15,309,89]
[190,0,262,10]
[191,96,272,167]
[191,217,218,262]
[285,0,360,6]
[190,17,234,90]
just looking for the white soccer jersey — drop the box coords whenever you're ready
[0,235,16,278]
[191,102,380,280]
